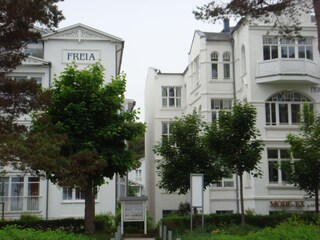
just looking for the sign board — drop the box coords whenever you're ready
[62,50,100,64]
[124,202,144,221]
[191,174,203,207]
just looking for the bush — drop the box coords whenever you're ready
[0,225,91,240]
[94,213,115,233]
[20,213,42,222]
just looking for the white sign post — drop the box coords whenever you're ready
[190,174,204,231]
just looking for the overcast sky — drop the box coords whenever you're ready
[57,0,227,121]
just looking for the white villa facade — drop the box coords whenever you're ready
[1,24,125,219]
[145,13,319,224]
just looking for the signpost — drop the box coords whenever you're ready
[190,174,204,231]
[119,196,148,235]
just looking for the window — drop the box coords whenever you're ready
[62,187,97,201]
[298,38,313,60]
[211,99,232,121]
[263,37,278,60]
[223,52,231,79]
[212,175,234,188]
[268,149,290,184]
[135,169,142,182]
[263,36,313,61]
[8,76,43,85]
[11,176,24,211]
[161,122,172,140]
[0,176,39,212]
[162,87,181,108]
[211,52,219,79]
[265,91,312,126]
[63,187,73,200]
[27,177,39,211]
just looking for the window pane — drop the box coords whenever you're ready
[169,87,175,97]
[271,46,278,59]
[162,98,167,107]
[176,87,181,97]
[224,64,230,79]
[291,104,300,124]
[288,47,295,58]
[176,98,181,107]
[212,112,217,121]
[306,46,313,60]
[263,46,270,60]
[169,98,175,107]
[162,87,167,97]
[298,46,305,58]
[76,188,85,200]
[279,104,288,124]
[267,149,278,159]
[212,64,218,78]
[268,161,279,182]
[63,188,72,200]
[280,149,289,159]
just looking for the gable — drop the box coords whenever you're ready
[42,24,123,43]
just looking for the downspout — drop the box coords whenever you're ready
[231,36,239,214]
[48,62,52,87]
[46,179,49,220]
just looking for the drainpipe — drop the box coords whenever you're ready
[48,62,52,87]
[231,36,239,214]
[46,179,49,220]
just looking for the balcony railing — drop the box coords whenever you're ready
[256,59,319,84]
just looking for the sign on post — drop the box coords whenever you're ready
[190,174,204,230]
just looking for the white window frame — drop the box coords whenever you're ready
[211,51,219,79]
[265,91,312,126]
[162,86,182,108]
[223,52,231,79]
[267,149,291,185]
[211,99,232,122]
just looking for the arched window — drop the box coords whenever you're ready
[223,52,231,79]
[265,91,312,126]
[211,51,219,79]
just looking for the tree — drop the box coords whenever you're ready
[193,0,320,53]
[0,77,50,168]
[285,104,320,213]
[206,102,264,225]
[25,63,145,233]
[0,0,64,71]
[154,111,227,194]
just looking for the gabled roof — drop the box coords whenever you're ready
[42,23,123,42]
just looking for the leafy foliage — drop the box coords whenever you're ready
[193,0,320,53]
[0,76,50,168]
[206,102,264,224]
[154,111,227,194]
[0,0,64,71]
[25,63,145,232]
[285,104,320,213]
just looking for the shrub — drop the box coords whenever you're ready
[0,225,91,240]
[94,213,115,233]
[20,213,42,222]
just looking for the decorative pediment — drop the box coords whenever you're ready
[42,24,123,43]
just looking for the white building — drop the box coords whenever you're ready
[1,24,125,219]
[145,13,319,224]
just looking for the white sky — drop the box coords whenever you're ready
[57,0,227,122]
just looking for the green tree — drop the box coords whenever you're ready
[154,111,227,194]
[0,77,50,168]
[285,104,320,213]
[25,63,145,233]
[193,0,320,53]
[206,102,264,225]
[0,0,64,71]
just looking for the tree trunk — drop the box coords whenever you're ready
[315,188,319,214]
[84,181,95,234]
[314,0,320,53]
[239,173,245,225]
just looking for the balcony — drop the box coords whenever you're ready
[256,59,319,84]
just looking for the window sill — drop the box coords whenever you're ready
[266,184,297,190]
[210,187,236,191]
[161,107,183,111]
[265,125,299,130]
[209,79,232,83]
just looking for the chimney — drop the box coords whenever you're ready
[223,18,230,32]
